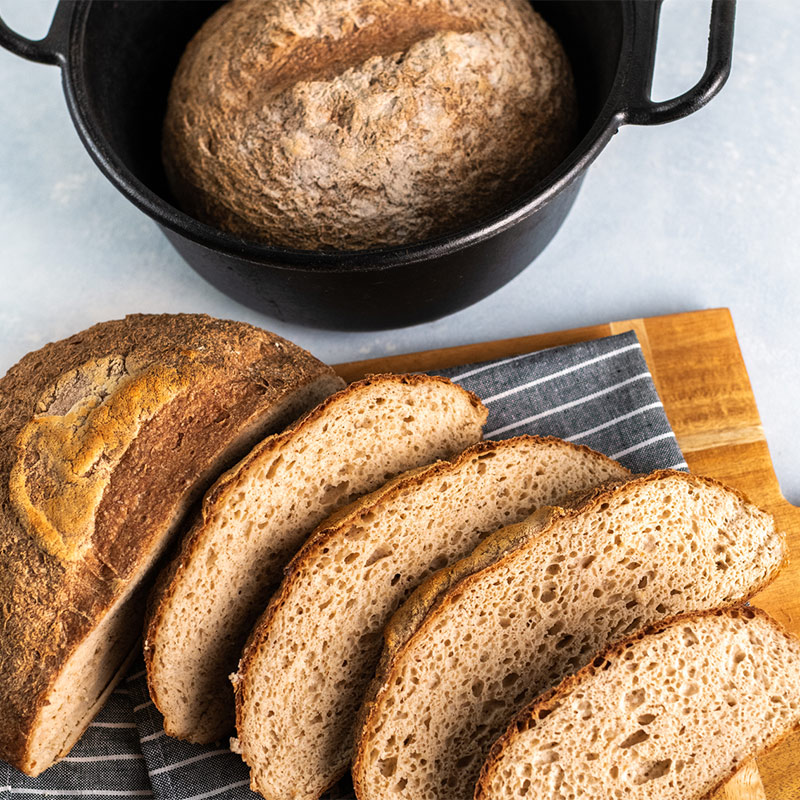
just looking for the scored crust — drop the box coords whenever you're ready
[0,313,342,775]
[162,0,578,249]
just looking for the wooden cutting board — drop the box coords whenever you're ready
[335,307,800,800]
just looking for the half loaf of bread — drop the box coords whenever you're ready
[144,374,487,744]
[352,471,785,800]
[0,313,343,776]
[233,436,629,800]
[476,607,800,800]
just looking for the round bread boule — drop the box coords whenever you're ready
[162,0,578,251]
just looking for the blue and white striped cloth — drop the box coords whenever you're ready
[1,330,685,800]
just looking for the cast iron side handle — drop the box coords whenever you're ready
[622,0,736,126]
[0,1,71,67]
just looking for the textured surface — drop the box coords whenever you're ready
[234,437,628,800]
[352,471,785,800]
[0,313,342,776]
[2,314,795,797]
[125,328,683,800]
[0,0,797,504]
[475,608,800,800]
[145,374,486,745]
[336,309,800,800]
[162,0,576,249]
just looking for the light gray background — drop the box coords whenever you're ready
[0,0,797,503]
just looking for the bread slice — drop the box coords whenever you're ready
[233,436,629,800]
[352,471,786,800]
[0,313,343,776]
[144,374,486,744]
[475,607,800,800]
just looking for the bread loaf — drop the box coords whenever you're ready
[0,314,342,776]
[475,607,800,800]
[233,437,628,800]
[144,374,487,744]
[163,0,577,249]
[352,471,786,800]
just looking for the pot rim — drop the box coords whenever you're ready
[61,0,633,273]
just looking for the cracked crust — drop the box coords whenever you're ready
[162,0,578,249]
[0,313,342,775]
[10,358,202,562]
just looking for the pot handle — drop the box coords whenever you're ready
[621,0,736,126]
[0,1,71,67]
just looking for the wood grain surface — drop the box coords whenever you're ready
[335,307,799,800]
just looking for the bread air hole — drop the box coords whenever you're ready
[619,729,649,749]
[633,758,673,785]
[364,545,393,567]
[379,756,397,778]
[625,688,646,710]
[682,627,700,646]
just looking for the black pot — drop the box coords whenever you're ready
[0,0,735,330]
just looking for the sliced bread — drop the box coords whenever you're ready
[144,374,487,743]
[352,471,786,800]
[232,436,629,800]
[475,607,800,800]
[0,313,342,776]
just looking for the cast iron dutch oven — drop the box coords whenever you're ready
[0,0,735,330]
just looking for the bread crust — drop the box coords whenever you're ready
[473,606,800,800]
[0,313,341,775]
[351,470,787,799]
[233,435,627,796]
[162,0,578,249]
[144,373,486,741]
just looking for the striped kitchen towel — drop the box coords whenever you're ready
[0,330,685,800]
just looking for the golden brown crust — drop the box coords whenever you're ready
[473,606,800,800]
[10,360,202,562]
[0,313,341,774]
[162,0,578,249]
[351,470,786,798]
[144,372,486,737]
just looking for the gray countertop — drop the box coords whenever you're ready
[1,0,797,503]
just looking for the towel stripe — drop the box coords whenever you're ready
[485,373,652,437]
[150,752,231,776]
[63,755,145,764]
[610,431,678,460]
[480,343,642,404]
[6,791,153,797]
[565,402,664,442]
[182,782,251,800]
[88,722,139,730]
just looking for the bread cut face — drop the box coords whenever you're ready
[145,375,486,744]
[352,471,785,800]
[163,0,577,249]
[233,437,629,800]
[0,313,342,776]
[475,607,800,800]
